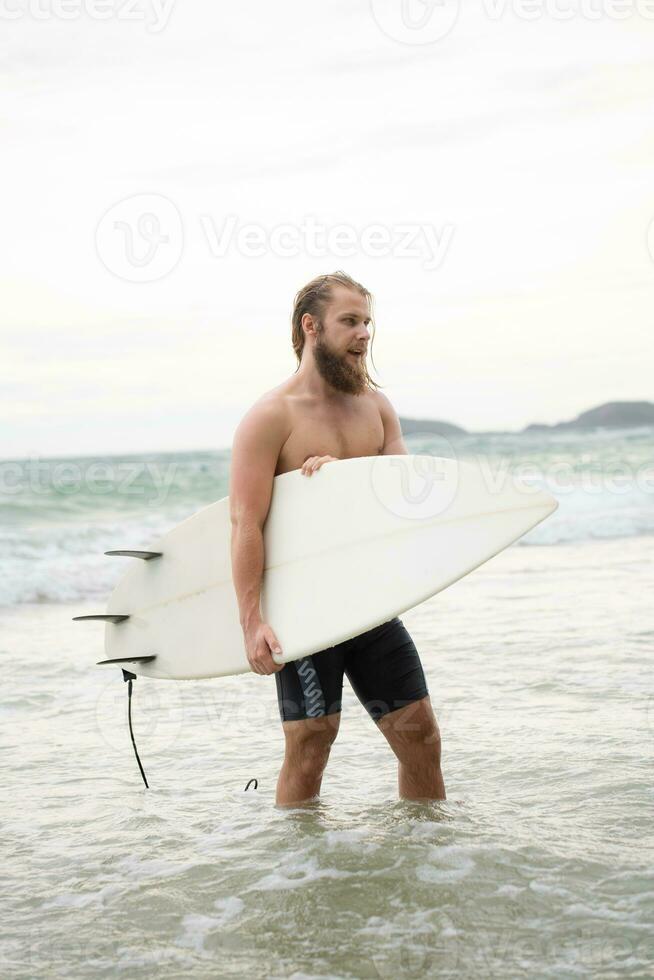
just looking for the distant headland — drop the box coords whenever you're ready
[399,401,654,437]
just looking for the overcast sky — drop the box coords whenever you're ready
[2,0,653,458]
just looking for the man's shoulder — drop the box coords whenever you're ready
[240,385,291,433]
[369,389,396,418]
[255,382,292,412]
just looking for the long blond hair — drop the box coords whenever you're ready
[291,271,381,390]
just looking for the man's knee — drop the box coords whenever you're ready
[402,720,441,761]
[380,699,442,764]
[283,718,339,777]
[400,725,442,769]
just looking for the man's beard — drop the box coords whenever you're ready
[313,331,368,395]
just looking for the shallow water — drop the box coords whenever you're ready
[2,535,652,978]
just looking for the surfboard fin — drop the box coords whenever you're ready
[72,614,130,624]
[97,655,156,666]
[104,550,162,560]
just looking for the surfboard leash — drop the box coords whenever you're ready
[122,669,149,789]
[119,673,257,793]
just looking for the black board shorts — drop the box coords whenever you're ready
[275,616,429,724]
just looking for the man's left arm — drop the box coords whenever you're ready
[376,392,408,455]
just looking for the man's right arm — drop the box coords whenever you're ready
[229,399,289,675]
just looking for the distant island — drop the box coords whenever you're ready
[523,401,654,432]
[399,400,654,436]
[398,417,467,436]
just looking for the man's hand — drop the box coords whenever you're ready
[245,620,285,675]
[301,455,338,476]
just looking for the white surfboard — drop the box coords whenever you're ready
[87,455,557,680]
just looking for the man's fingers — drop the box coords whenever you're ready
[302,455,337,476]
[264,627,282,657]
[251,657,283,675]
[265,641,285,673]
[249,628,285,675]
[301,456,318,475]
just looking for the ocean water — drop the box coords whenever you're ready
[1,429,653,978]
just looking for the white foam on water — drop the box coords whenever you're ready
[249,854,354,891]
[322,827,381,852]
[213,896,245,925]
[175,914,221,953]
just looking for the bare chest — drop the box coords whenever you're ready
[276,400,384,475]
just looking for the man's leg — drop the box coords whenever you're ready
[377,695,445,801]
[274,647,346,807]
[345,617,445,801]
[276,713,341,807]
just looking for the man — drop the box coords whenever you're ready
[229,271,445,806]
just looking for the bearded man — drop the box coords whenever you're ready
[229,272,445,806]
